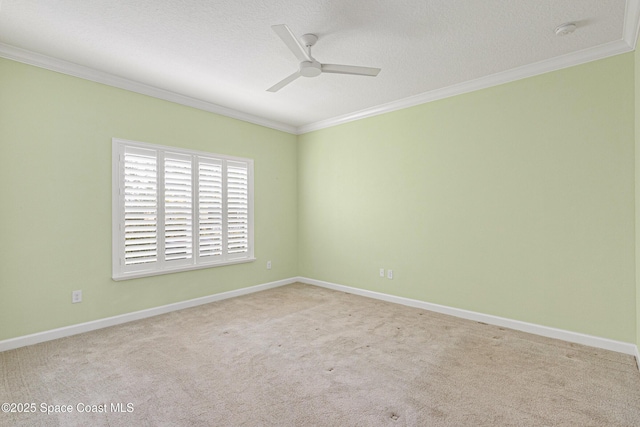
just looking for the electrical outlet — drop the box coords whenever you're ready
[387,270,393,279]
[267,261,272,270]
[72,290,82,303]
[379,268,385,278]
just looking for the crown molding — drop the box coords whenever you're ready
[2,0,639,138]
[0,43,297,135]
[299,0,640,134]
[297,38,633,134]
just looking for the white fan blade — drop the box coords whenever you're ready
[321,64,381,77]
[267,71,302,92]
[272,24,311,62]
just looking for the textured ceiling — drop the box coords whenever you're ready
[0,0,637,133]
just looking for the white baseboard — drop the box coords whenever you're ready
[0,277,297,353]
[298,277,639,357]
[2,276,638,367]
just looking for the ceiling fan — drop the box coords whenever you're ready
[267,24,381,92]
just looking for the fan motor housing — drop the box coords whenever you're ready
[300,61,322,77]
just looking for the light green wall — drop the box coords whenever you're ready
[2,51,638,346]
[298,53,636,343]
[0,58,298,341]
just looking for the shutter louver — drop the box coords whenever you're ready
[123,151,158,266]
[227,162,249,255]
[114,138,253,280]
[198,160,223,258]
[164,156,192,262]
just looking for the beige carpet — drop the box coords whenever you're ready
[1,283,639,426]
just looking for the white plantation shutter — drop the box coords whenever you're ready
[226,161,249,257]
[197,158,223,259]
[164,153,193,264]
[123,147,158,270]
[113,138,253,280]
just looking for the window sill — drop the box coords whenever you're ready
[112,257,256,281]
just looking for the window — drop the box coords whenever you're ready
[112,138,254,280]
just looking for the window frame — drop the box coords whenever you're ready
[112,138,254,281]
